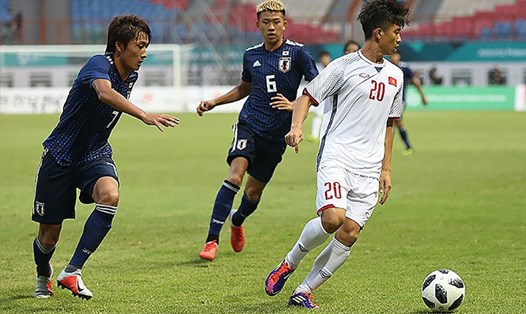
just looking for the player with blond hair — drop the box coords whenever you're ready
[196,0,318,261]
[265,0,409,308]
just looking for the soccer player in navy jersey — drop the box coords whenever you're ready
[196,0,318,261]
[32,15,179,299]
[390,51,428,155]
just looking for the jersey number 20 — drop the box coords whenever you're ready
[369,80,385,101]
[324,182,342,200]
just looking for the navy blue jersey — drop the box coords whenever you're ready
[43,54,138,166]
[399,61,413,102]
[239,39,318,140]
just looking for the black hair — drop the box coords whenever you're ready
[318,50,331,58]
[358,0,410,39]
[343,39,361,53]
[105,15,151,53]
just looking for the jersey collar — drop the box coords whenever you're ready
[357,50,386,68]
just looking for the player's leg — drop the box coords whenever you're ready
[199,157,246,260]
[32,149,76,298]
[291,174,378,308]
[230,135,285,252]
[58,158,120,300]
[265,165,347,297]
[229,175,265,252]
[294,218,358,294]
[307,111,322,143]
[200,123,254,260]
[33,224,61,298]
[395,117,413,154]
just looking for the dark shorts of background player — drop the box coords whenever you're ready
[226,122,286,183]
[32,149,119,224]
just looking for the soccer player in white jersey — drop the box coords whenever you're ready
[264,0,409,309]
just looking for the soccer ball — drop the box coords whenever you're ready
[421,269,465,312]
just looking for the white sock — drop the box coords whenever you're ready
[297,237,352,292]
[285,217,329,269]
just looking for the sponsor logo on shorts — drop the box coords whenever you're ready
[236,139,247,150]
[34,201,45,216]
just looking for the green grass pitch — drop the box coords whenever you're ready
[0,111,525,313]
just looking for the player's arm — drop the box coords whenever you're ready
[379,118,395,205]
[411,75,428,106]
[92,79,179,132]
[284,94,314,153]
[196,80,252,116]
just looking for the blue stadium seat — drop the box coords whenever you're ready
[515,19,526,40]
[493,21,512,39]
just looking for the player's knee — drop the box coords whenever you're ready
[320,211,345,233]
[97,190,119,206]
[243,189,262,203]
[337,230,359,247]
[337,221,361,246]
[226,176,243,187]
[39,231,60,249]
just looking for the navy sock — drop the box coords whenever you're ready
[232,193,259,227]
[33,237,55,276]
[399,127,412,149]
[68,204,116,269]
[206,180,239,243]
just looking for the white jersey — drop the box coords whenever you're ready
[305,50,404,178]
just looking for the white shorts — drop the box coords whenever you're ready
[315,164,379,228]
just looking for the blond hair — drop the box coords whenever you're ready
[256,0,286,16]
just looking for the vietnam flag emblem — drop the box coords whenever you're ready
[388,76,397,86]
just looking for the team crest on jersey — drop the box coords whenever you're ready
[34,201,45,216]
[279,57,291,73]
[236,139,247,150]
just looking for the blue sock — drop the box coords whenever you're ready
[232,193,259,227]
[399,127,412,149]
[68,204,116,270]
[206,180,239,243]
[33,236,55,276]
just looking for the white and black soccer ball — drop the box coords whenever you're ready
[421,269,465,312]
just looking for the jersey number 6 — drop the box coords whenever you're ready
[266,75,277,93]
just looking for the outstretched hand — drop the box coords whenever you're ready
[142,113,180,132]
[196,100,216,116]
[271,93,294,111]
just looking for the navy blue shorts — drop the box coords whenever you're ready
[32,149,119,224]
[226,122,286,183]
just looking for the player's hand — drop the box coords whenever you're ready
[379,169,392,205]
[285,127,303,153]
[196,100,216,116]
[422,96,429,106]
[143,113,180,132]
[271,93,294,111]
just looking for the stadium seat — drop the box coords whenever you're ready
[451,16,473,39]
[514,19,526,39]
